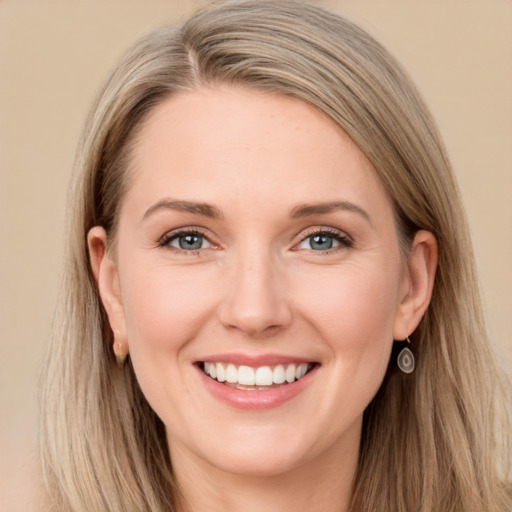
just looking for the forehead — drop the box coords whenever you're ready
[123,86,392,219]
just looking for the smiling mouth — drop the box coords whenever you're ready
[199,362,317,390]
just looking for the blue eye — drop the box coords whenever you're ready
[165,232,212,251]
[298,231,349,251]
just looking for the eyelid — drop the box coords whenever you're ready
[294,226,353,252]
[158,226,217,250]
[156,225,352,252]
[298,226,352,241]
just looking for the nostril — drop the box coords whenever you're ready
[217,264,293,337]
[218,297,293,338]
[222,321,286,339]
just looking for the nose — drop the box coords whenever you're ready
[218,249,292,338]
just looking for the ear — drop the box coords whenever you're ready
[393,230,438,340]
[87,226,129,360]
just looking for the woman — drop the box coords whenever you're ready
[38,1,511,510]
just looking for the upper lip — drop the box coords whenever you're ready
[196,353,318,367]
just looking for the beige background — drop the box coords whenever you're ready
[1,1,511,510]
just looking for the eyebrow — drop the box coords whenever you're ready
[142,199,223,221]
[290,201,372,225]
[142,198,371,225]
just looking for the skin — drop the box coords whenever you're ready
[89,86,437,512]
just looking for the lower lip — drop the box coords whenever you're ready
[196,365,318,411]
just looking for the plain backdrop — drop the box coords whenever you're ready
[1,1,511,510]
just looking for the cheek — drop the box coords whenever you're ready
[117,259,218,398]
[297,261,400,341]
[116,259,222,427]
[294,259,401,402]
[277,259,402,450]
[120,261,215,350]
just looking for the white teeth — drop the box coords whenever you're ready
[238,365,255,386]
[226,364,238,383]
[296,363,308,379]
[203,362,312,387]
[285,364,296,383]
[273,365,286,384]
[216,363,226,382]
[255,366,273,386]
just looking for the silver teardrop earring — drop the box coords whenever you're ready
[397,336,415,374]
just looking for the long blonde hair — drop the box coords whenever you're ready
[39,1,511,510]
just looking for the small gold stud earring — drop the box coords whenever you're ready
[113,340,127,368]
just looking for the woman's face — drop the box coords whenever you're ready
[92,86,430,478]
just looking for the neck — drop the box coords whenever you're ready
[170,423,360,512]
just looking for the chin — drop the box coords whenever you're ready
[204,445,310,478]
[182,423,331,478]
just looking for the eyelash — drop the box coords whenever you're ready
[158,228,213,253]
[296,228,353,254]
[158,227,353,254]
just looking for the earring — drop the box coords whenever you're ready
[397,336,415,374]
[113,340,128,368]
